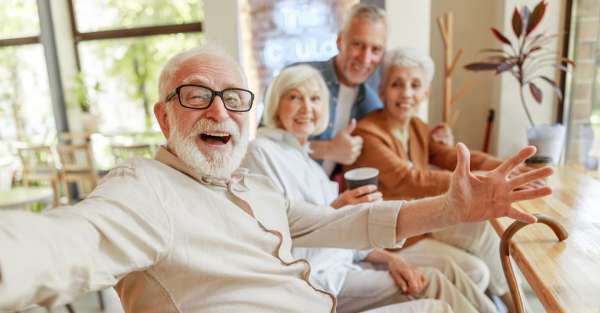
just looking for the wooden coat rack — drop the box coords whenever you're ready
[437,12,476,126]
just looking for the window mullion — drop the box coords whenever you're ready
[37,0,69,134]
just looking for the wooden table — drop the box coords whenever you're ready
[0,186,53,210]
[491,165,600,313]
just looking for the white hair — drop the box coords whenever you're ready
[157,43,247,101]
[380,47,435,92]
[262,64,330,135]
[340,3,387,35]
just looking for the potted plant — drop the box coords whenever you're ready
[464,0,574,164]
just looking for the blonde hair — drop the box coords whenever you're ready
[263,65,330,135]
[380,47,435,93]
[341,3,387,34]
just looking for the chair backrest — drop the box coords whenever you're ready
[59,131,92,143]
[111,143,154,163]
[57,143,98,196]
[16,145,60,206]
[57,143,96,173]
[17,145,59,183]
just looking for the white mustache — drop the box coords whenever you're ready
[190,118,240,141]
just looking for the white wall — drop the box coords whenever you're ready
[203,0,243,63]
[430,0,501,151]
[385,0,431,121]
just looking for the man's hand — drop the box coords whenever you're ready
[330,184,382,209]
[510,164,546,190]
[387,255,428,295]
[430,123,454,146]
[445,143,553,224]
[309,119,363,165]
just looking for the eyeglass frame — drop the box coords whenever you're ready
[165,84,255,112]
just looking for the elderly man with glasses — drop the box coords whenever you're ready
[0,44,552,313]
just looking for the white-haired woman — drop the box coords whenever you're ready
[347,47,522,312]
[242,64,498,313]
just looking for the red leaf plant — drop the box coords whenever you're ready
[464,0,574,127]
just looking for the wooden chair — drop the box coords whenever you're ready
[16,146,60,207]
[111,143,154,163]
[57,143,98,204]
[499,213,568,313]
[59,131,93,143]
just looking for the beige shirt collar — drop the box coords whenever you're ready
[154,146,248,190]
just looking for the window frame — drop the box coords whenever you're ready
[66,0,203,68]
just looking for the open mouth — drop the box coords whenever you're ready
[294,117,312,124]
[351,63,369,73]
[199,131,232,144]
[395,102,412,109]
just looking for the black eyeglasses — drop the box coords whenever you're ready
[165,84,254,112]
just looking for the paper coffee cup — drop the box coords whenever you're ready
[344,167,379,190]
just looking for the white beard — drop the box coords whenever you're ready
[167,113,248,179]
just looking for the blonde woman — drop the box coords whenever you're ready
[242,64,498,313]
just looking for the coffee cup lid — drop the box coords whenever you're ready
[344,167,379,180]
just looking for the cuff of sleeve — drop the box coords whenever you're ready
[367,200,406,249]
[354,249,373,262]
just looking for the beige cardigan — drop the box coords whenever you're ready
[347,109,501,200]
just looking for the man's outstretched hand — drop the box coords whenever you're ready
[445,143,554,224]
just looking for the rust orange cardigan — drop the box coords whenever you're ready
[346,109,501,200]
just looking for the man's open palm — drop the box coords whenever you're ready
[446,143,553,224]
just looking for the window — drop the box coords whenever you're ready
[0,0,55,147]
[69,0,203,134]
[565,0,600,169]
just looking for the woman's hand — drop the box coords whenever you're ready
[444,143,553,224]
[387,255,428,295]
[430,123,454,146]
[330,184,382,209]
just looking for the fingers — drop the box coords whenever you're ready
[345,118,357,134]
[510,186,552,202]
[420,271,428,288]
[340,186,381,205]
[454,143,471,175]
[391,271,408,293]
[350,184,377,197]
[507,206,537,224]
[509,166,553,189]
[413,271,427,294]
[495,146,537,175]
[356,192,382,203]
[405,270,422,295]
[350,136,363,154]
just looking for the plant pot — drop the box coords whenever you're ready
[526,124,566,165]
